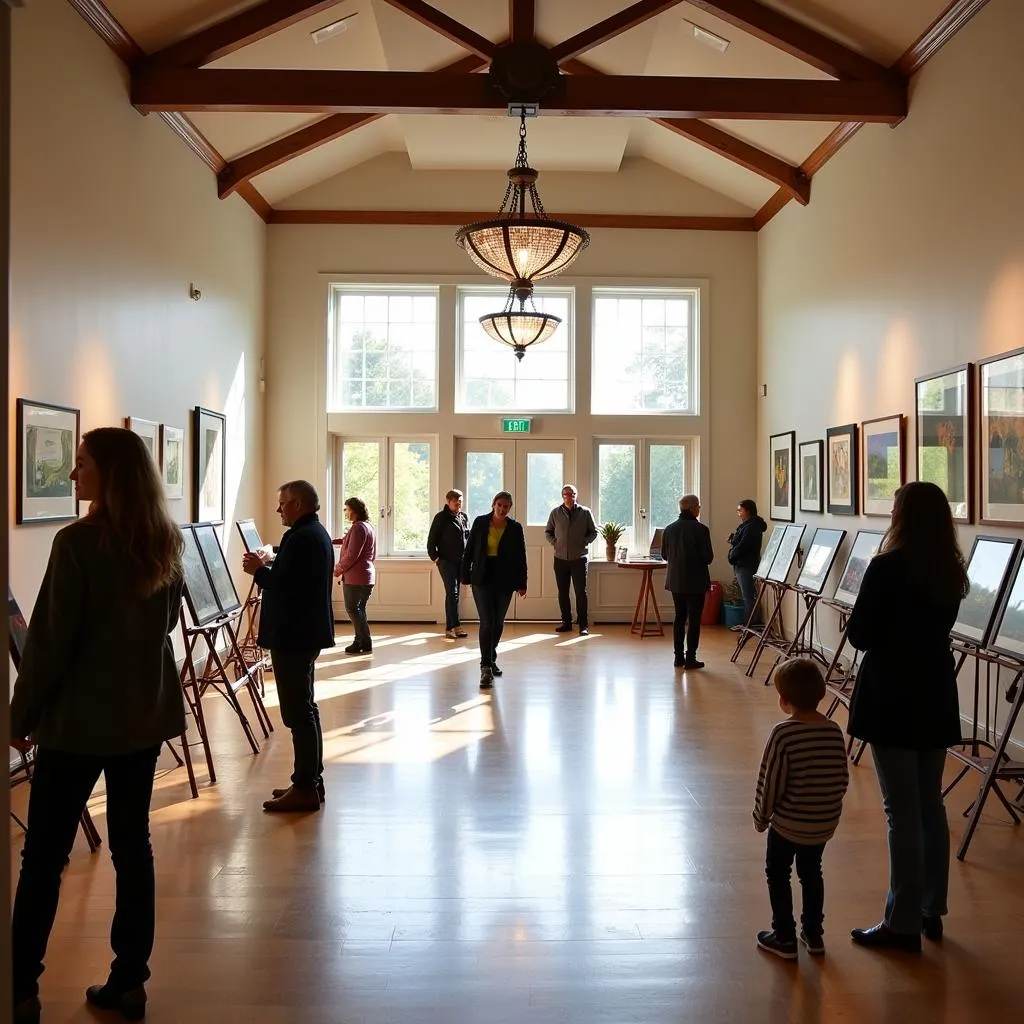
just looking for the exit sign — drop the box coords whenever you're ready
[501,418,532,434]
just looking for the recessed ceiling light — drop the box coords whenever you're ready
[311,12,358,44]
[684,20,730,53]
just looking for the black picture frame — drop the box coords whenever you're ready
[915,363,973,524]
[988,547,1024,662]
[826,423,858,516]
[861,414,905,517]
[795,527,847,595]
[16,399,80,525]
[8,586,29,667]
[769,430,796,522]
[767,524,806,583]
[978,347,1024,527]
[951,536,1021,647]
[798,439,824,514]
[180,524,223,626]
[756,524,786,579]
[194,522,241,615]
[193,406,226,524]
[236,518,264,553]
[832,530,885,608]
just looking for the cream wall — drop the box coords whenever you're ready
[758,0,1024,724]
[8,0,266,614]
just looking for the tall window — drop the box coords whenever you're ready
[458,287,573,412]
[328,286,438,411]
[594,439,696,553]
[592,288,698,415]
[335,437,434,555]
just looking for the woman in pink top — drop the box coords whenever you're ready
[334,497,377,654]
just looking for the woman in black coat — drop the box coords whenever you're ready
[846,481,968,952]
[461,491,527,689]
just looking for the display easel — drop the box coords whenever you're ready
[729,576,779,663]
[226,578,265,693]
[744,581,796,678]
[819,599,868,764]
[761,587,829,686]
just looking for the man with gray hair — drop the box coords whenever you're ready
[662,494,714,669]
[243,479,335,812]
[545,484,598,635]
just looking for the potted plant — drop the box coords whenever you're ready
[600,521,625,561]
[721,576,747,627]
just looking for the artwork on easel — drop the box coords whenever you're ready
[756,525,786,579]
[8,586,29,667]
[236,519,264,553]
[952,536,1021,646]
[180,524,223,626]
[194,523,241,615]
[832,530,885,608]
[767,524,806,583]
[796,528,847,595]
[988,548,1024,661]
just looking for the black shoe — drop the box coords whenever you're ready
[799,930,825,955]
[490,663,503,677]
[344,641,363,654]
[579,627,589,636]
[479,668,493,689]
[922,915,943,941]
[86,983,147,1020]
[13,997,40,1024]
[684,659,705,669]
[555,623,572,633]
[673,658,685,667]
[273,781,326,804]
[850,923,921,952]
[756,930,797,960]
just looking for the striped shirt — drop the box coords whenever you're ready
[753,718,849,845]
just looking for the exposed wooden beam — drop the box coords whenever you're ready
[142,1,341,69]
[376,0,497,60]
[66,0,142,63]
[550,1,686,64]
[132,69,907,122]
[509,0,535,43]
[686,0,897,81]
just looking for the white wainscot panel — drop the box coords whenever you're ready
[334,561,439,622]
[590,563,674,623]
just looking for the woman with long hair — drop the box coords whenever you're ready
[334,496,377,654]
[461,491,528,688]
[846,481,969,952]
[10,427,185,1023]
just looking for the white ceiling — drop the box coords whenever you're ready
[101,0,956,213]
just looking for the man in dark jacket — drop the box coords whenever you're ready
[243,479,335,812]
[727,498,767,624]
[427,489,470,639]
[662,494,714,669]
[544,484,599,635]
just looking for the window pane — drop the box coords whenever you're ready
[342,442,380,530]
[392,442,431,553]
[649,444,686,535]
[526,453,564,526]
[466,452,504,522]
[597,444,635,553]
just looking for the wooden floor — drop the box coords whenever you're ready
[11,623,1024,1023]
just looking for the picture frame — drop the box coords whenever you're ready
[826,423,858,516]
[795,527,847,595]
[161,425,185,500]
[988,547,1024,662]
[798,440,824,514]
[978,347,1024,526]
[861,414,905,517]
[915,363,973,523]
[769,430,796,522]
[193,407,226,524]
[767,524,806,583]
[194,522,241,615]
[179,524,223,626]
[125,417,160,467]
[236,518,264,554]
[832,530,884,608]
[951,536,1021,647]
[756,524,786,579]
[16,399,80,525]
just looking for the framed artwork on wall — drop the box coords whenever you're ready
[161,425,184,500]
[861,414,905,517]
[798,440,824,514]
[193,407,226,524]
[915,363,973,523]
[16,399,80,525]
[125,417,160,466]
[978,347,1024,526]
[826,423,858,516]
[769,430,795,522]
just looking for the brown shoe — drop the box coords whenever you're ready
[262,785,320,812]
[272,781,326,803]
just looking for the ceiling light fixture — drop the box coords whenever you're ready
[479,283,562,362]
[311,12,358,44]
[685,20,730,53]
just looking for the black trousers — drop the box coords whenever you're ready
[554,557,589,628]
[671,591,706,660]
[271,648,324,789]
[12,744,161,1003]
[765,828,826,940]
[471,584,514,668]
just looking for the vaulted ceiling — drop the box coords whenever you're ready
[82,0,981,224]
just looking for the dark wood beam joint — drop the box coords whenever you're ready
[509,0,535,43]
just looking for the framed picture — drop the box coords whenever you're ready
[8,586,29,666]
[161,425,185,500]
[826,423,858,516]
[194,523,241,615]
[915,364,973,523]
[180,524,222,626]
[978,348,1024,526]
[767,524,806,583]
[832,529,884,608]
[756,524,786,579]
[988,548,1024,661]
[193,407,226,524]
[861,415,905,517]
[769,431,795,522]
[795,527,847,595]
[799,440,824,514]
[952,536,1021,646]
[236,518,264,553]
[125,417,160,466]
[16,399,80,525]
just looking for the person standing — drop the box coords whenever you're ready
[662,494,714,669]
[545,484,598,635]
[243,479,335,813]
[846,481,968,952]
[462,491,528,689]
[334,497,377,654]
[728,498,767,623]
[427,489,469,639]
[10,427,185,1024]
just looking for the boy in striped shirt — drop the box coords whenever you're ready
[753,658,849,959]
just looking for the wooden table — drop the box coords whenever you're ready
[616,559,668,638]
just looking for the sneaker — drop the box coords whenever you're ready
[579,627,589,636]
[799,930,825,955]
[756,930,798,960]
[445,629,458,639]
[555,623,572,633]
[479,668,493,689]
[454,628,468,638]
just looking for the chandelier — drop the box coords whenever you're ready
[479,281,562,362]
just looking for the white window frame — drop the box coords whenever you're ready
[591,287,700,416]
[455,284,575,414]
[327,284,440,413]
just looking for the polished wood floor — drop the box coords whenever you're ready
[11,624,1024,1023]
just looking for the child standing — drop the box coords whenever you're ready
[753,658,849,958]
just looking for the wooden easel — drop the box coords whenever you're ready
[226,578,265,694]
[761,588,829,686]
[819,600,868,764]
[744,581,796,677]
[730,577,783,665]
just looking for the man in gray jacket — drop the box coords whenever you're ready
[545,484,598,635]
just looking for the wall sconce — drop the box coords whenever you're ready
[188,283,202,301]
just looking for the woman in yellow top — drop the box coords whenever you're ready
[461,491,528,688]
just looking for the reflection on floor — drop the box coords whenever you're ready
[11,623,1024,1023]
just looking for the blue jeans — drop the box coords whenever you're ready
[343,583,373,646]
[735,565,758,623]
[436,559,462,631]
[869,744,950,933]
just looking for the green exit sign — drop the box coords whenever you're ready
[501,418,532,434]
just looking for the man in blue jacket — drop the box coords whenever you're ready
[662,494,714,669]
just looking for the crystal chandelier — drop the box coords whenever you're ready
[479,282,562,362]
